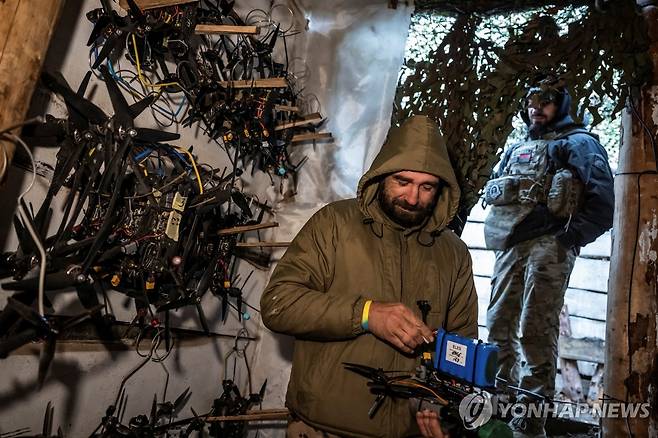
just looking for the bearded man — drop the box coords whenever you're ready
[261,115,478,438]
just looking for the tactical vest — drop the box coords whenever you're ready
[483,130,586,250]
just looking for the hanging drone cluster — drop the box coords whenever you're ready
[87,0,328,179]
[0,4,328,432]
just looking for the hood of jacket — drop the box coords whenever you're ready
[356,115,461,234]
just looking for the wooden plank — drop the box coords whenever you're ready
[569,317,606,341]
[275,113,323,131]
[274,105,300,112]
[563,288,607,321]
[218,222,278,236]
[219,77,288,89]
[195,24,259,35]
[462,221,487,248]
[577,361,600,380]
[476,294,488,327]
[587,364,604,406]
[0,0,64,181]
[559,336,605,364]
[570,258,609,293]
[467,201,488,223]
[579,230,612,259]
[119,0,196,10]
[470,249,495,278]
[557,359,599,378]
[234,241,290,248]
[290,132,333,143]
[558,306,585,402]
[206,408,289,422]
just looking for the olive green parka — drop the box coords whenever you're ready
[261,116,478,437]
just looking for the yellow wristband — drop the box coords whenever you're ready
[361,300,372,331]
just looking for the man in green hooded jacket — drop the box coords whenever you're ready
[261,115,479,437]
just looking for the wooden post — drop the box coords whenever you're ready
[0,0,64,182]
[602,4,658,437]
[558,306,584,402]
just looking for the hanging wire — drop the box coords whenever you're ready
[224,327,253,395]
[3,132,48,317]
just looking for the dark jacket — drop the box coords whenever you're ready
[261,116,478,437]
[495,89,615,249]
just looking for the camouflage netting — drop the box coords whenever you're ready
[392,0,651,232]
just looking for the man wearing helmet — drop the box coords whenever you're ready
[483,77,615,437]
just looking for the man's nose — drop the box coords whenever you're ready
[403,187,419,206]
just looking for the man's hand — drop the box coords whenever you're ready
[416,410,445,438]
[367,302,434,354]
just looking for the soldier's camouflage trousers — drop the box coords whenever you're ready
[486,234,577,400]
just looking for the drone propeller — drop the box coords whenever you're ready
[41,71,107,127]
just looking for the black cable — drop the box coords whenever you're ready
[628,93,658,173]
[0,116,44,135]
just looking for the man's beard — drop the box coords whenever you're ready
[377,185,436,228]
[528,121,548,139]
[528,112,552,139]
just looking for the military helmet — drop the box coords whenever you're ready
[523,75,566,109]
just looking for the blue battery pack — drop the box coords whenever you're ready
[433,328,498,388]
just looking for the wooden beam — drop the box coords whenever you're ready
[205,408,289,422]
[0,0,64,183]
[291,132,333,144]
[234,242,290,248]
[119,0,196,10]
[219,77,288,89]
[218,222,278,236]
[195,24,259,35]
[587,364,604,407]
[274,105,300,113]
[558,336,605,364]
[558,306,585,402]
[275,113,323,131]
[603,4,658,437]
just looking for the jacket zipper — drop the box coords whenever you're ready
[399,232,404,301]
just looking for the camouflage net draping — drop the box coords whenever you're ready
[393,1,651,231]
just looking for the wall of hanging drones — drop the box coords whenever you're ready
[0,0,331,436]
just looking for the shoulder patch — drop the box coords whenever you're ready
[593,157,608,172]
